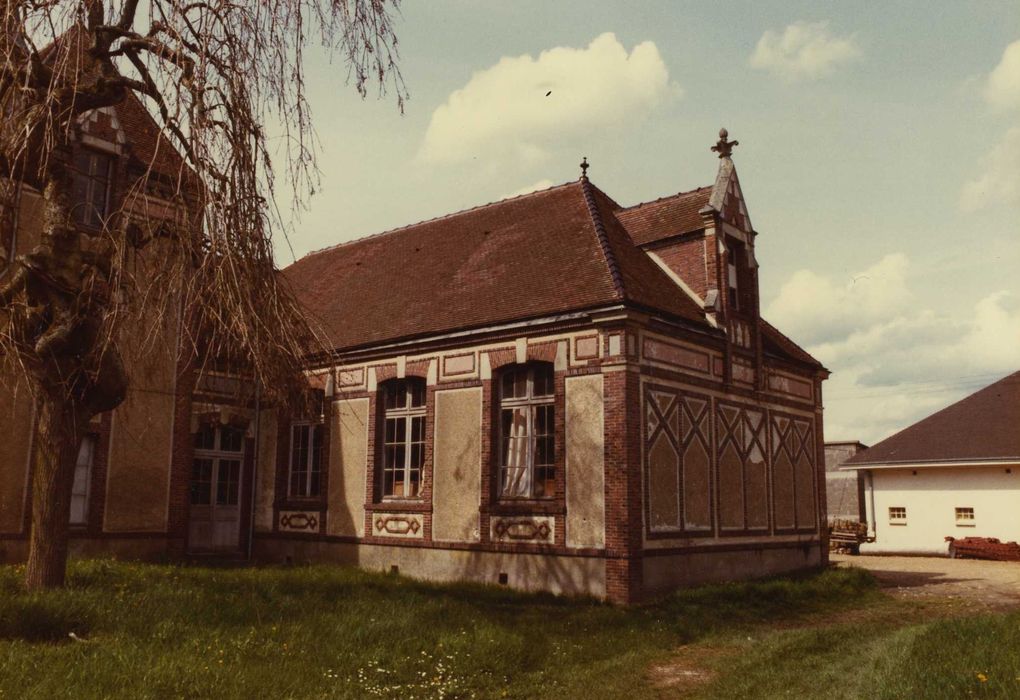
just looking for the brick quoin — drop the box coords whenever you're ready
[602,359,644,604]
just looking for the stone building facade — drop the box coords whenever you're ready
[0,128,829,603]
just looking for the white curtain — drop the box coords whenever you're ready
[501,408,531,497]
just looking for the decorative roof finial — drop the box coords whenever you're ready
[711,128,739,159]
[579,156,589,179]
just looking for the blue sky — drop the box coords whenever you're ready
[279,1,1020,444]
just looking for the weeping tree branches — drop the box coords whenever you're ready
[0,0,406,588]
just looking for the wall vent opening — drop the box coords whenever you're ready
[390,565,399,575]
[498,573,508,585]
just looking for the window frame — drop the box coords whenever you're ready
[888,506,907,525]
[69,434,97,526]
[191,424,246,506]
[955,507,975,526]
[496,362,556,501]
[71,148,115,229]
[378,378,427,501]
[288,421,324,499]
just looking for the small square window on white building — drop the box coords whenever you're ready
[888,506,907,524]
[955,507,975,526]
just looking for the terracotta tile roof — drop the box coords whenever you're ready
[760,319,825,370]
[615,186,713,246]
[846,371,1020,465]
[282,180,707,352]
[116,92,190,180]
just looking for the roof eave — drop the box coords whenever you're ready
[841,457,1020,471]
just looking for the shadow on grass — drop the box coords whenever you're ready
[0,596,94,643]
[0,559,878,649]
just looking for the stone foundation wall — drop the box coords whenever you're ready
[253,536,607,598]
[641,540,824,598]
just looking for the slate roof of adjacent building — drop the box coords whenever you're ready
[845,370,1020,466]
[615,187,713,246]
[284,179,710,352]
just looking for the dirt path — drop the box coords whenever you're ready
[832,553,1020,610]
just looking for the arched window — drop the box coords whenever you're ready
[380,378,427,499]
[498,362,555,499]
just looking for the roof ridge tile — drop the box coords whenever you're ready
[620,185,712,212]
[578,177,626,299]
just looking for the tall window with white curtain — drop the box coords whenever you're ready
[498,363,555,498]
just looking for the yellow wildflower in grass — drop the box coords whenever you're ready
[976,672,988,683]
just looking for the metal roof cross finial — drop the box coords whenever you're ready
[711,128,739,158]
[580,156,589,179]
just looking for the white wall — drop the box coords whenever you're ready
[862,466,1020,555]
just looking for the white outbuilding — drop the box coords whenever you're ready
[843,371,1020,555]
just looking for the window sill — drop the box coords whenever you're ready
[485,501,565,516]
[888,521,907,526]
[277,498,324,510]
[955,522,976,527]
[366,501,431,514]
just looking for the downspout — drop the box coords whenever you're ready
[247,381,261,561]
[865,469,876,539]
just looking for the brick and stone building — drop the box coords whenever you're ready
[1,128,830,602]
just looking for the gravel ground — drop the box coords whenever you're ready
[832,553,1020,610]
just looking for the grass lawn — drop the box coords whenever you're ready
[1,559,1018,699]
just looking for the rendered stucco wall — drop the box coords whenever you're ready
[0,379,32,533]
[328,398,369,537]
[253,409,277,532]
[565,374,605,548]
[104,313,176,533]
[105,388,174,531]
[0,192,46,534]
[864,466,1020,554]
[431,388,481,542]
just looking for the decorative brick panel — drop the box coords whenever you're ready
[279,510,320,533]
[372,513,424,539]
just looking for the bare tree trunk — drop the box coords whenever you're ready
[24,393,87,590]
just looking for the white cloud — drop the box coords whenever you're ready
[418,33,674,165]
[984,39,1020,111]
[749,21,861,81]
[765,253,912,346]
[500,179,554,200]
[767,255,1020,444]
[959,126,1020,211]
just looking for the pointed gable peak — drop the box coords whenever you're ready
[707,129,752,232]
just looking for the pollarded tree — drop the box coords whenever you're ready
[0,0,405,589]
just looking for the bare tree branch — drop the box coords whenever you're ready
[0,0,407,589]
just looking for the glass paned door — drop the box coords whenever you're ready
[188,426,245,551]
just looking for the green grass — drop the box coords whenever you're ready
[691,607,1020,700]
[0,559,1015,699]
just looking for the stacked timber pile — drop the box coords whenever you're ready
[946,536,1020,561]
[829,520,872,554]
